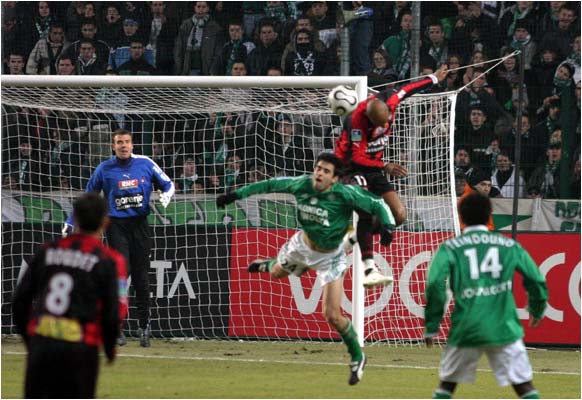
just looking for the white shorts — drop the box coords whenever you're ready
[277,231,347,285]
[439,339,533,386]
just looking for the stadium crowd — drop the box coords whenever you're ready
[1,1,580,199]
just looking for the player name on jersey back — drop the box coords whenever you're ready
[45,248,99,272]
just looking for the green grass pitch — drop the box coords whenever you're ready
[2,337,580,398]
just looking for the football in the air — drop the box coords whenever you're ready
[328,85,358,116]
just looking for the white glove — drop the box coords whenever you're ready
[62,223,73,238]
[159,191,172,209]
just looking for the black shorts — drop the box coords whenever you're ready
[346,171,395,196]
[25,336,99,398]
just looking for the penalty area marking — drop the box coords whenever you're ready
[3,351,580,376]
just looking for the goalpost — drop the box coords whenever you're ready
[1,75,457,345]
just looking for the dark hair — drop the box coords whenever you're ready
[458,193,491,226]
[73,192,108,233]
[315,152,343,176]
[111,128,132,143]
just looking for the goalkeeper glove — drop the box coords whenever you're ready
[379,225,394,246]
[216,192,239,208]
[159,191,172,209]
[61,223,73,238]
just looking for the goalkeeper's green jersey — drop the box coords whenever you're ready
[424,225,548,347]
[235,175,395,251]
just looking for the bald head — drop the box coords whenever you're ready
[366,99,390,127]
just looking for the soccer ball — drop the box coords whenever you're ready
[328,85,358,116]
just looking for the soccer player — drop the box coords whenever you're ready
[63,129,175,347]
[216,152,395,385]
[424,193,548,399]
[335,64,449,288]
[13,192,128,398]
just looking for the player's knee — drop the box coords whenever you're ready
[323,309,343,329]
[270,264,289,279]
[393,207,407,226]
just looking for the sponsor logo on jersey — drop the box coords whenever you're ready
[366,135,389,154]
[118,179,138,189]
[310,197,318,205]
[35,315,82,342]
[351,129,362,141]
[115,193,144,210]
[297,204,330,226]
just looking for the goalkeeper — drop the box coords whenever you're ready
[217,152,395,386]
[63,129,174,347]
[335,64,449,288]
[424,193,548,399]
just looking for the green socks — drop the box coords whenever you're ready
[338,320,363,362]
[433,388,452,398]
[521,391,540,399]
[266,258,277,271]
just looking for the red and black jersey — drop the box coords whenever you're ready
[335,76,438,173]
[12,234,128,360]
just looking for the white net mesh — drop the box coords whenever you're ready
[1,78,455,344]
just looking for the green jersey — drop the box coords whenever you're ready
[235,175,395,251]
[425,225,548,347]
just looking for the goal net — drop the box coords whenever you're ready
[1,76,457,344]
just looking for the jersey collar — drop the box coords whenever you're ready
[462,225,488,234]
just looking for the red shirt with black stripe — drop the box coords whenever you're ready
[12,234,128,360]
[335,76,438,172]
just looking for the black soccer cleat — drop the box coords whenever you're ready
[138,326,151,348]
[247,259,271,273]
[348,353,367,385]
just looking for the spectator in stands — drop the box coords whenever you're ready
[283,29,328,76]
[146,1,179,76]
[381,10,412,80]
[62,20,110,65]
[56,55,76,75]
[259,114,314,176]
[540,4,579,64]
[565,35,581,84]
[500,1,539,44]
[441,54,464,90]
[454,145,477,183]
[99,4,123,47]
[223,153,246,191]
[527,142,562,199]
[454,170,468,197]
[48,123,90,190]
[530,45,562,109]
[83,2,96,20]
[122,2,149,31]
[247,20,283,75]
[539,1,567,37]
[372,2,410,47]
[26,24,68,75]
[21,1,56,57]
[281,15,326,72]
[204,170,224,194]
[116,39,157,75]
[348,2,374,75]
[460,168,499,204]
[211,20,255,76]
[533,99,561,143]
[462,50,488,87]
[2,174,19,191]
[176,157,205,194]
[6,52,25,75]
[242,3,266,39]
[246,165,268,183]
[492,51,529,113]
[174,1,222,76]
[420,18,449,70]
[507,18,537,71]
[309,1,337,49]
[368,48,398,86]
[64,2,87,42]
[8,138,44,192]
[75,39,106,75]
[491,149,526,198]
[266,66,283,75]
[538,62,576,115]
[263,1,293,30]
[456,68,506,129]
[504,114,546,180]
[456,105,494,163]
[229,61,247,76]
[1,7,18,64]
[109,18,154,71]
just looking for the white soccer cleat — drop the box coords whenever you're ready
[363,270,393,289]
